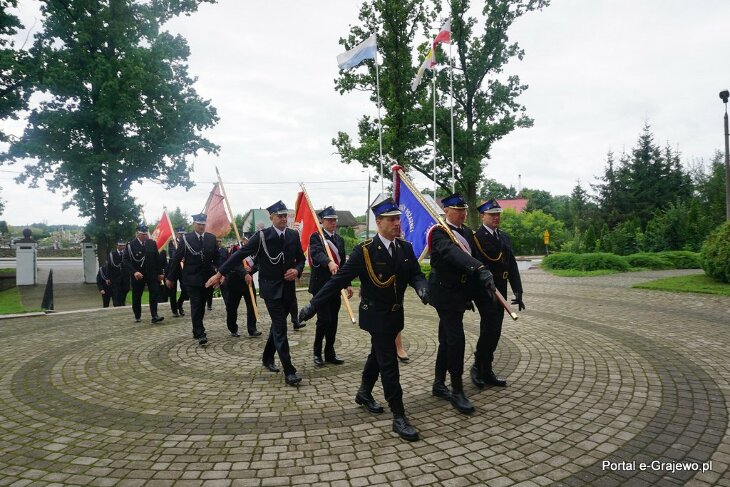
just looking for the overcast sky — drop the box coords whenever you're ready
[1,0,728,226]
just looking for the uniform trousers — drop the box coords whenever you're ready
[168,279,188,313]
[262,294,297,376]
[362,330,404,415]
[111,280,129,307]
[131,277,159,319]
[434,308,467,389]
[473,281,507,372]
[187,284,208,339]
[100,290,111,308]
[241,281,258,332]
[313,294,341,358]
[220,273,251,334]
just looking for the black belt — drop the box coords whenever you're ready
[360,298,402,312]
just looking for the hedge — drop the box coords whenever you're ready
[701,222,730,283]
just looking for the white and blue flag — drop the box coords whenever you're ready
[337,35,377,71]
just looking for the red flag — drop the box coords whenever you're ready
[294,191,318,258]
[151,211,174,251]
[203,183,232,238]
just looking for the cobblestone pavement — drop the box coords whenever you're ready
[1,268,728,486]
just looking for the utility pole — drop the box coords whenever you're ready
[721,90,730,221]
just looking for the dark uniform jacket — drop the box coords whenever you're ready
[106,248,129,284]
[472,225,523,295]
[166,232,218,287]
[429,223,485,311]
[218,227,305,300]
[311,235,427,334]
[96,266,112,293]
[123,238,163,279]
[308,230,348,295]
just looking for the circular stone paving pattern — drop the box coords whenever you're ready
[0,270,728,486]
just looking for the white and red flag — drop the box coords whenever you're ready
[151,210,174,251]
[433,20,451,48]
[203,183,232,238]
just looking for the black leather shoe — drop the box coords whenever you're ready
[230,331,240,337]
[285,373,301,386]
[392,415,419,441]
[397,353,410,363]
[471,364,486,389]
[450,391,475,414]
[293,322,306,330]
[263,362,280,373]
[198,336,208,345]
[207,306,213,311]
[134,317,141,323]
[171,312,179,317]
[432,381,451,401]
[248,330,262,337]
[355,391,384,414]
[151,316,164,324]
[484,371,507,387]
[325,355,344,365]
[313,355,325,367]
[178,308,185,316]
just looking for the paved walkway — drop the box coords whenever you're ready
[0,269,728,486]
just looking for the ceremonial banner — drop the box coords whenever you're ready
[203,183,232,238]
[393,168,438,259]
[294,191,318,256]
[151,210,174,251]
[337,34,377,70]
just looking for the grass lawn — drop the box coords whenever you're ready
[633,274,730,296]
[544,268,622,277]
[0,268,15,275]
[0,287,27,314]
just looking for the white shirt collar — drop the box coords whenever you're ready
[483,224,498,235]
[274,227,286,237]
[324,229,335,238]
[196,232,204,239]
[446,218,462,230]
[137,238,144,246]
[378,234,394,248]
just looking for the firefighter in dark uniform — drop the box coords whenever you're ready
[428,193,496,415]
[219,240,261,337]
[207,201,306,386]
[166,214,218,345]
[106,239,130,306]
[471,199,525,388]
[307,206,352,367]
[167,227,188,317]
[123,225,165,323]
[298,198,429,442]
[96,265,113,308]
[240,240,262,337]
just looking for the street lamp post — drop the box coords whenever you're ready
[721,90,730,221]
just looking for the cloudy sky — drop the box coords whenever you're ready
[1,0,728,226]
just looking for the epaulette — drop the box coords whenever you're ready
[360,238,374,248]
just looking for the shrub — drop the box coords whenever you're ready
[656,251,701,269]
[542,253,581,270]
[701,222,730,283]
[580,253,630,271]
[623,253,672,269]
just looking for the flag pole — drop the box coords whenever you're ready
[374,34,385,196]
[216,166,259,321]
[393,165,518,320]
[300,183,356,324]
[432,68,437,200]
[449,41,455,192]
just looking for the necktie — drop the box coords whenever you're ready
[199,235,203,245]
[388,242,394,257]
[280,232,285,245]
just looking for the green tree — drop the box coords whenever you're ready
[0,0,30,144]
[168,206,190,232]
[334,0,548,228]
[582,223,596,253]
[498,208,566,255]
[5,0,219,265]
[692,151,726,230]
[333,1,435,185]
[479,178,517,199]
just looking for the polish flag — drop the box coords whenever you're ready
[433,20,451,48]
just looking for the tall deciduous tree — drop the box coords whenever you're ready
[430,0,548,226]
[333,0,435,187]
[5,0,219,265]
[0,0,29,144]
[334,0,547,227]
